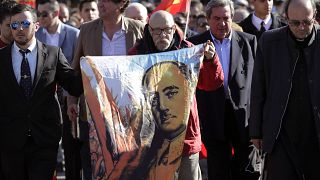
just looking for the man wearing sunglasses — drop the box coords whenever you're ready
[239,0,286,40]
[36,0,79,67]
[0,4,83,180]
[250,0,320,179]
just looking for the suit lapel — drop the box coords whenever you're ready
[230,32,244,81]
[36,28,46,43]
[95,19,103,55]
[124,18,133,53]
[4,44,26,99]
[58,23,66,47]
[32,41,46,94]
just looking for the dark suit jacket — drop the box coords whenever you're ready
[239,13,286,40]
[250,26,320,153]
[0,40,83,151]
[188,30,257,142]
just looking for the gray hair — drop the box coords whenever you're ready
[205,0,234,19]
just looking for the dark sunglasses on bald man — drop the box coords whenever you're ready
[10,20,32,30]
[287,17,314,27]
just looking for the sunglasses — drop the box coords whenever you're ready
[10,20,32,30]
[37,11,49,18]
[191,15,198,19]
[287,17,314,27]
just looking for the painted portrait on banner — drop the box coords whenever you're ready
[80,45,204,179]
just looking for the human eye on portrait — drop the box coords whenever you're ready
[163,86,179,99]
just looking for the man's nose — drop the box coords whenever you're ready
[159,31,166,37]
[298,23,306,30]
[220,20,226,27]
[18,25,24,31]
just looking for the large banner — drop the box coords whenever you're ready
[80,45,204,180]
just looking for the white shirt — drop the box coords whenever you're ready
[252,13,272,31]
[210,30,232,98]
[102,18,126,56]
[43,21,61,47]
[12,38,37,84]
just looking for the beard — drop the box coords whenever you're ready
[13,31,34,48]
[15,36,29,46]
[155,39,171,51]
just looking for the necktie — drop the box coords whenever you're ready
[19,49,32,100]
[260,21,266,33]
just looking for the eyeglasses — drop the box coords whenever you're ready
[149,26,175,35]
[191,15,198,19]
[37,11,49,18]
[10,20,32,30]
[287,17,314,27]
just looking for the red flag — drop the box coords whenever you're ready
[152,0,191,15]
[17,0,36,8]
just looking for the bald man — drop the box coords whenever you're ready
[250,0,320,179]
[124,2,148,24]
[129,10,223,180]
[59,3,69,23]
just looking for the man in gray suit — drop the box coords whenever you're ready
[35,0,80,179]
[36,0,79,64]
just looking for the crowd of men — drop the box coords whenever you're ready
[0,0,320,180]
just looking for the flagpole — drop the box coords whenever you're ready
[183,0,191,39]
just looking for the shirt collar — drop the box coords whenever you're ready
[13,38,37,54]
[102,16,126,40]
[209,30,232,44]
[252,13,272,26]
[43,20,62,35]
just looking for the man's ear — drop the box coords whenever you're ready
[34,21,40,32]
[172,24,177,33]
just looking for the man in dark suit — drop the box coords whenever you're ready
[250,0,320,179]
[188,0,257,180]
[0,4,83,180]
[239,0,286,40]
